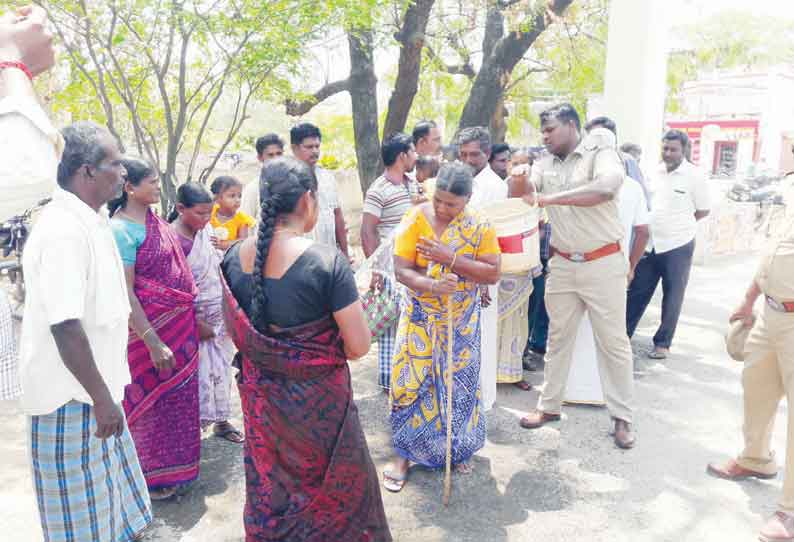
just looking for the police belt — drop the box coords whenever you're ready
[551,242,621,263]
[765,295,794,313]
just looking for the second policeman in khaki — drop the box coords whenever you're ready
[515,103,636,449]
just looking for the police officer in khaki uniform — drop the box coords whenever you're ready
[708,217,794,542]
[515,103,635,449]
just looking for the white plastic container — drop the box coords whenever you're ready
[480,198,541,274]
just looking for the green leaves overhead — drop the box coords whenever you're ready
[30,0,363,207]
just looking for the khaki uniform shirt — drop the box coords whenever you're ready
[756,220,794,301]
[530,138,625,253]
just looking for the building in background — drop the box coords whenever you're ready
[666,68,794,177]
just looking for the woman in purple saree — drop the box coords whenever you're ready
[220,157,390,541]
[109,158,200,500]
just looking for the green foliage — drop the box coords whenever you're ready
[667,10,794,112]
[32,0,361,205]
[302,111,357,170]
[408,63,473,143]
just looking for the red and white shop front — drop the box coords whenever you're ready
[666,119,760,177]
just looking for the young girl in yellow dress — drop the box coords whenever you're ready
[209,176,255,250]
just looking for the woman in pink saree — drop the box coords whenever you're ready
[109,158,200,500]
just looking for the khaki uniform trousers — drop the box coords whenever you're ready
[736,304,794,511]
[538,251,634,423]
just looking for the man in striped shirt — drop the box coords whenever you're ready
[361,132,418,390]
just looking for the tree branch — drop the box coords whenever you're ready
[285,78,351,116]
[425,45,476,79]
[197,75,267,185]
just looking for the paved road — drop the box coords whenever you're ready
[0,252,785,541]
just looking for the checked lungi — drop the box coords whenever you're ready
[378,277,399,390]
[30,401,152,542]
[0,290,20,400]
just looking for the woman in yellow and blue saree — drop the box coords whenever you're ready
[383,162,501,493]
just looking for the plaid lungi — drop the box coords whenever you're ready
[30,401,152,542]
[0,290,20,400]
[378,278,399,390]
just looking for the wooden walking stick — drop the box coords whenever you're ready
[443,293,454,506]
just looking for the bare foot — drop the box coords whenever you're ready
[513,380,532,391]
[453,462,473,475]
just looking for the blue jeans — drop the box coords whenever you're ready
[526,259,549,354]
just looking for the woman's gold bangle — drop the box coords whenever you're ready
[141,327,155,341]
[450,253,458,271]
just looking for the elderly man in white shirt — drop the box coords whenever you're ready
[22,121,153,542]
[626,129,710,359]
[1,9,152,538]
[458,126,508,411]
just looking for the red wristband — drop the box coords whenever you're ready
[0,61,33,81]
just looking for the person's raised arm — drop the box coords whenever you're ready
[507,171,531,198]
[123,266,176,370]
[0,6,55,101]
[530,150,623,208]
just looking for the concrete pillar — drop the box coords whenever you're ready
[601,0,670,169]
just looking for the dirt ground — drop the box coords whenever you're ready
[0,252,787,541]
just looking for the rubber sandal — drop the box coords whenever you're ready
[383,469,407,493]
[213,422,245,443]
[149,487,177,501]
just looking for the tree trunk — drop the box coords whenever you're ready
[489,99,508,143]
[160,167,179,217]
[382,0,435,137]
[348,28,383,194]
[457,0,575,131]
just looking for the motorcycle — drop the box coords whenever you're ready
[0,198,51,320]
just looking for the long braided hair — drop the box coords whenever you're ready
[250,157,318,332]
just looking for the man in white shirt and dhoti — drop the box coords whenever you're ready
[458,126,508,411]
